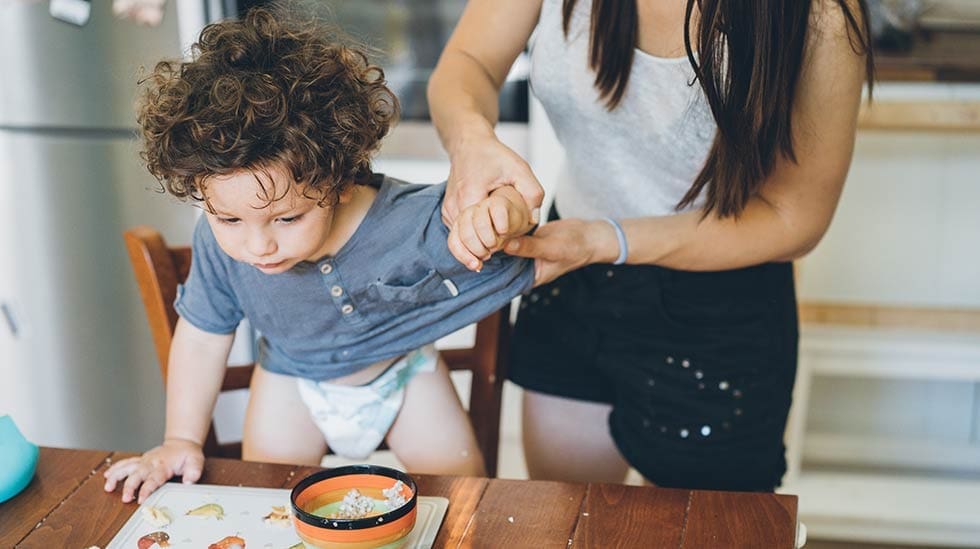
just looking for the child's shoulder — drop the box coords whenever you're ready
[374,173,447,204]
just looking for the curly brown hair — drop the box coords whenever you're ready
[137,6,399,205]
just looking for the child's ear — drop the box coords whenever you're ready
[336,187,355,204]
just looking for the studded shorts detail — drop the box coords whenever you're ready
[508,210,798,491]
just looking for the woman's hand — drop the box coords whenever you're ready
[103,438,204,503]
[443,134,544,229]
[505,218,618,286]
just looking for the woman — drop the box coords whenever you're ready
[428,0,874,490]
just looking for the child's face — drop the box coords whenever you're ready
[201,163,351,274]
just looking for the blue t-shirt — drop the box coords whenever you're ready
[174,175,534,381]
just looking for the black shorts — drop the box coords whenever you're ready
[508,210,799,491]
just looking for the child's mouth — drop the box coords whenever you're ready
[254,260,285,270]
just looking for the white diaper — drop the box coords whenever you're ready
[296,345,438,460]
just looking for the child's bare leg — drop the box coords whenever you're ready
[386,356,486,477]
[242,365,327,466]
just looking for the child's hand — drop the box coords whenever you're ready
[103,438,205,503]
[448,185,535,271]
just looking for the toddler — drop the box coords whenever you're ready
[104,6,533,504]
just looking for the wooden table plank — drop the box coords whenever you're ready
[681,491,798,549]
[0,447,111,547]
[460,478,587,548]
[17,453,297,548]
[573,483,690,547]
[16,451,131,549]
[197,455,298,488]
[414,475,489,548]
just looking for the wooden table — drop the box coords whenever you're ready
[2,448,799,548]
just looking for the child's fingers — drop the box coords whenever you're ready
[103,457,140,492]
[179,454,205,484]
[137,467,171,504]
[456,210,492,260]
[120,465,151,503]
[448,225,482,271]
[472,208,499,252]
[488,201,514,237]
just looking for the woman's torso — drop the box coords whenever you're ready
[529,0,717,219]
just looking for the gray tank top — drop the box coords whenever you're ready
[530,0,717,219]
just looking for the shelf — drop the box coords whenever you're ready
[803,432,980,474]
[799,324,980,381]
[780,471,980,547]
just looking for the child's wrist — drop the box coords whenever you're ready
[164,435,204,448]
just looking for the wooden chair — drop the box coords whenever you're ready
[123,225,510,476]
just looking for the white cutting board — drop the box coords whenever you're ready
[106,483,447,549]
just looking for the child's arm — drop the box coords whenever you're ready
[103,318,234,503]
[448,184,535,271]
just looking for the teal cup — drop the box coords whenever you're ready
[0,414,39,503]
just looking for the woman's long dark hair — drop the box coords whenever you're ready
[562,0,875,218]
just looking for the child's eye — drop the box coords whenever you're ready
[278,214,302,224]
[217,217,240,225]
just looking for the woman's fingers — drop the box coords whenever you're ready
[514,177,545,222]
[504,235,539,258]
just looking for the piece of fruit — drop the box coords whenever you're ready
[207,535,245,549]
[185,502,225,520]
[137,531,170,549]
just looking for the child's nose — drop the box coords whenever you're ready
[247,232,277,257]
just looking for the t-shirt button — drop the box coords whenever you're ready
[330,285,343,297]
[320,263,333,274]
[341,304,354,314]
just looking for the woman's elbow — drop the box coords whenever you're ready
[776,220,832,262]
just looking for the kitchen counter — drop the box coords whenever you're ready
[856,31,980,132]
[875,30,980,82]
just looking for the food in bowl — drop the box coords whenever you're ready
[290,465,418,549]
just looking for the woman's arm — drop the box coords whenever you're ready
[508,3,869,282]
[427,0,545,223]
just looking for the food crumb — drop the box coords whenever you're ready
[507,516,514,523]
[331,488,375,519]
[582,512,589,516]
[383,480,408,511]
[140,505,172,527]
[264,505,291,526]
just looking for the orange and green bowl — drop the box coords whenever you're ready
[290,465,418,549]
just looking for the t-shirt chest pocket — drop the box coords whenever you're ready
[358,269,456,318]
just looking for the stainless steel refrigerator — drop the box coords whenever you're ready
[0,1,200,450]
